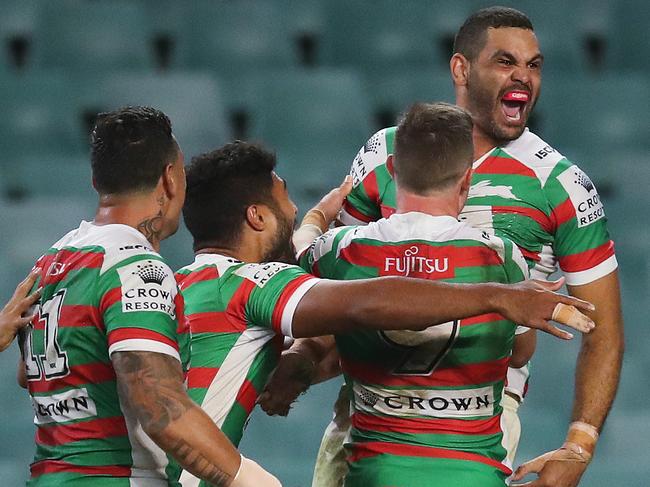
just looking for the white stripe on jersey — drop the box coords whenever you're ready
[281,278,320,338]
[564,254,618,286]
[182,253,242,276]
[108,339,180,362]
[179,326,275,487]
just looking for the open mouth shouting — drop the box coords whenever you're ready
[500,90,530,123]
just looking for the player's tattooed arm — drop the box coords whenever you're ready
[112,351,240,486]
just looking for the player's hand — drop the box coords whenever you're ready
[0,270,41,352]
[314,175,353,224]
[510,446,589,487]
[495,277,596,340]
[258,351,316,416]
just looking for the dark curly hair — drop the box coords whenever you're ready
[91,106,178,194]
[183,141,278,251]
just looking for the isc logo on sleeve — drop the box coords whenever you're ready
[117,260,177,318]
[234,262,293,288]
[557,166,605,228]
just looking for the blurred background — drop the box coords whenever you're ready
[0,0,648,485]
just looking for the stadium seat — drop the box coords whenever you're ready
[234,69,373,203]
[363,68,455,127]
[179,0,297,73]
[0,70,82,161]
[0,0,37,69]
[609,0,650,72]
[74,72,230,159]
[536,74,650,155]
[32,0,154,71]
[321,0,454,72]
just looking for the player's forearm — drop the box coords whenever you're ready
[113,351,240,486]
[149,405,240,486]
[294,278,502,336]
[568,272,624,430]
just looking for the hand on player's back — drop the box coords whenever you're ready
[495,277,596,339]
[258,351,316,416]
[0,270,41,352]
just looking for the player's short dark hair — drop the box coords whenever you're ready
[91,106,177,194]
[453,6,534,61]
[394,102,473,194]
[184,141,278,251]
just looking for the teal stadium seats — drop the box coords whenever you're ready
[32,0,154,71]
[0,0,37,69]
[237,69,373,206]
[321,0,474,72]
[179,0,297,73]
[74,72,230,159]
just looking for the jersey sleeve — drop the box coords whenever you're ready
[340,128,391,225]
[99,254,183,361]
[544,159,617,286]
[299,226,356,278]
[234,262,320,338]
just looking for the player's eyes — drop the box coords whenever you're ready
[498,58,513,66]
[528,62,541,70]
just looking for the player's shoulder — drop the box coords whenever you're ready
[175,254,242,289]
[501,129,573,185]
[231,261,306,289]
[350,126,396,187]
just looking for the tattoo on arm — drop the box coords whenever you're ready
[168,438,233,486]
[113,351,234,485]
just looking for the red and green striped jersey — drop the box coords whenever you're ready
[300,212,529,477]
[20,221,190,486]
[175,254,319,487]
[342,127,617,284]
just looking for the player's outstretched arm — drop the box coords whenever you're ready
[112,351,281,487]
[291,276,595,339]
[0,270,41,352]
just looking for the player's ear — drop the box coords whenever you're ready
[450,53,469,86]
[245,204,268,232]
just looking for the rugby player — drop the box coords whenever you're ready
[301,7,622,487]
[175,140,594,487]
[16,107,278,486]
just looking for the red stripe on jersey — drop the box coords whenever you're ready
[492,205,553,234]
[341,356,509,388]
[99,287,122,315]
[108,327,179,351]
[58,305,102,330]
[363,170,380,209]
[235,379,259,415]
[558,241,616,273]
[347,441,511,474]
[29,363,115,394]
[36,416,128,446]
[342,200,374,224]
[39,250,104,286]
[31,460,131,478]
[519,247,541,263]
[270,275,316,334]
[475,155,536,179]
[175,266,220,290]
[188,311,245,334]
[461,313,506,327]
[339,242,502,279]
[175,294,188,335]
[351,412,502,436]
[225,279,255,329]
[187,367,219,389]
[379,204,396,219]
[551,197,576,229]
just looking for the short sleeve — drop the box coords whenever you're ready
[299,226,356,277]
[234,263,320,338]
[340,129,391,225]
[99,254,183,361]
[545,160,617,286]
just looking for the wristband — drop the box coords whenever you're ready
[560,441,592,463]
[301,209,329,232]
[232,454,282,487]
[292,223,323,256]
[565,421,599,456]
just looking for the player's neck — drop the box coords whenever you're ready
[94,193,166,252]
[194,234,264,264]
[472,128,498,161]
[395,190,460,219]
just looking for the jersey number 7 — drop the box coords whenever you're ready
[380,320,460,376]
